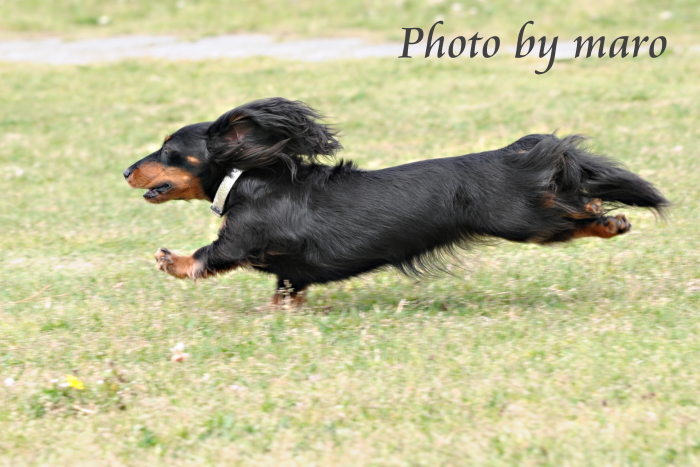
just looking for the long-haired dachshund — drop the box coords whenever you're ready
[124,97,668,306]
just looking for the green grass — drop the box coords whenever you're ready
[0,0,698,43]
[2,5,700,465]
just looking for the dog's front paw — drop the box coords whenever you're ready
[154,247,199,279]
[155,247,176,276]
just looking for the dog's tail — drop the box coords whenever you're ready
[510,134,669,214]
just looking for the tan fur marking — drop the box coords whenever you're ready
[186,156,201,165]
[126,161,208,202]
[584,198,603,215]
[155,249,203,279]
[542,193,556,208]
[572,214,631,239]
[155,248,244,280]
[563,198,605,219]
[269,286,308,308]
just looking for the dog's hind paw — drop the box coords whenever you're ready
[607,214,631,235]
[584,198,603,216]
[260,285,309,310]
[573,214,631,239]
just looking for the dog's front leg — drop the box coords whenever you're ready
[154,248,203,279]
[154,245,241,280]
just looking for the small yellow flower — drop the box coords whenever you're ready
[65,375,85,390]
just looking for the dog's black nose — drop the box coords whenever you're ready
[123,167,133,179]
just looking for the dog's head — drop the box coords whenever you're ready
[124,97,341,203]
[123,122,212,203]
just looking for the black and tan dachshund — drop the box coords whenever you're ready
[124,97,667,305]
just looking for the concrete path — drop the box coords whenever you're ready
[0,34,681,64]
[0,35,402,64]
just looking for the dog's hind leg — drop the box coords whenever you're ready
[269,278,308,308]
[544,195,604,219]
[581,198,603,217]
[537,209,631,243]
[572,214,632,239]
[551,197,631,239]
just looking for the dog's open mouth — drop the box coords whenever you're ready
[144,183,172,199]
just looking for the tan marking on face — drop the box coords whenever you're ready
[125,161,208,203]
[164,134,172,143]
[186,156,201,165]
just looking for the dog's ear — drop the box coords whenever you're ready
[206,97,342,173]
[207,111,256,145]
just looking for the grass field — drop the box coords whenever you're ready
[1,0,698,43]
[1,2,700,466]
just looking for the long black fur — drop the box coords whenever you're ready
[206,97,341,176]
[126,97,669,295]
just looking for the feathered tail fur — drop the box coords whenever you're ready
[512,134,667,213]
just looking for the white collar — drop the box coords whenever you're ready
[210,168,243,217]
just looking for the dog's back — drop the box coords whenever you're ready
[236,133,667,283]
